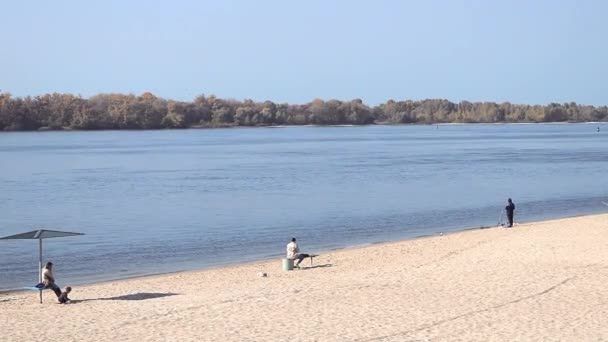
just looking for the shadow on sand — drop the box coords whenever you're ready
[300,263,333,270]
[71,292,178,303]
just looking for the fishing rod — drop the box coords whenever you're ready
[497,208,505,227]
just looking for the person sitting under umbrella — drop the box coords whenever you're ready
[41,262,62,298]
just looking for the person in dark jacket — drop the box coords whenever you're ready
[505,198,515,227]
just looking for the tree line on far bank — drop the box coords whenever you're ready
[0,91,607,131]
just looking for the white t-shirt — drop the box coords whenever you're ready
[42,268,54,285]
[286,241,299,259]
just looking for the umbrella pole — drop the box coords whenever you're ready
[39,238,42,304]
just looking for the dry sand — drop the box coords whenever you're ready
[2,214,608,341]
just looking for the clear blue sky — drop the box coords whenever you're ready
[1,0,607,105]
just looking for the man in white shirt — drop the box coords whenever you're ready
[286,238,309,268]
[42,261,62,298]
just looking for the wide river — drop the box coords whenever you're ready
[1,124,607,290]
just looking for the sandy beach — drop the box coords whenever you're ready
[2,214,607,341]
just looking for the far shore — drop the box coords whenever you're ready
[0,120,604,134]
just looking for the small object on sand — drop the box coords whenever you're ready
[439,232,444,236]
[257,272,267,277]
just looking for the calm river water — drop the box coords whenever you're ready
[1,124,607,290]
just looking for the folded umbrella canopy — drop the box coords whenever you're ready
[0,229,84,303]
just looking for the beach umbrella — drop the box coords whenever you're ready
[0,229,84,303]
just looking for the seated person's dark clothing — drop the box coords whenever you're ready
[46,284,61,297]
[43,271,62,298]
[296,253,310,264]
[58,291,71,304]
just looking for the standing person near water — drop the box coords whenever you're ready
[505,198,516,227]
[42,262,62,298]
